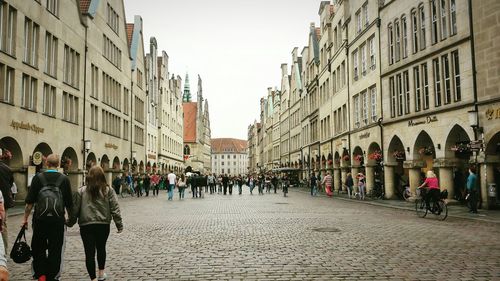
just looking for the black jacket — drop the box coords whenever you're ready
[0,162,14,208]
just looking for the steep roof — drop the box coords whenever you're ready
[211,138,248,154]
[183,102,197,143]
[79,0,92,14]
[126,23,134,48]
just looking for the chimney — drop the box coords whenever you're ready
[281,63,288,77]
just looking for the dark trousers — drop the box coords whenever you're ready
[31,219,65,281]
[425,189,441,208]
[205,185,209,193]
[192,185,198,197]
[238,185,242,195]
[209,183,215,194]
[80,224,110,280]
[144,185,150,196]
[223,184,228,195]
[469,190,478,213]
[229,185,233,195]
[153,185,159,196]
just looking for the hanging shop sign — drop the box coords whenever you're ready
[359,132,371,139]
[148,154,157,160]
[408,115,438,127]
[10,120,44,134]
[485,107,500,120]
[32,152,43,166]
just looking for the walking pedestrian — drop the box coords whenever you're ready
[177,174,187,199]
[228,176,234,195]
[22,154,73,281]
[112,175,122,196]
[357,172,366,200]
[345,173,354,199]
[167,170,176,201]
[272,174,278,193]
[310,173,317,196]
[466,167,478,214]
[237,175,243,195]
[222,174,229,195]
[68,166,123,281]
[151,173,160,196]
[208,174,215,194]
[135,175,143,197]
[249,176,255,195]
[143,174,151,197]
[0,157,14,251]
[322,171,333,197]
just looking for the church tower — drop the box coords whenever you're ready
[183,73,191,102]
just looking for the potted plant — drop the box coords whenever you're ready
[0,149,12,161]
[368,150,383,161]
[342,155,350,162]
[354,154,364,163]
[451,143,471,153]
[418,146,434,156]
[392,150,405,161]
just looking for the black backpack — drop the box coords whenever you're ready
[34,173,66,220]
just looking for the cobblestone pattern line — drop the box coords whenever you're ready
[6,188,500,280]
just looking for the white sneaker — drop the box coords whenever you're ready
[98,273,107,281]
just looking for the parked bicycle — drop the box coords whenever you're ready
[369,181,385,199]
[415,188,448,220]
[120,183,135,198]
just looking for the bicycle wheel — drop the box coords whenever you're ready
[415,198,427,218]
[403,188,411,201]
[435,200,448,221]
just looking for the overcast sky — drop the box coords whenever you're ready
[124,0,322,140]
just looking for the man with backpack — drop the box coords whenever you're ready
[21,154,73,281]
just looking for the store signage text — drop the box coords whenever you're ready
[148,154,156,160]
[359,132,370,139]
[10,120,44,134]
[105,143,118,150]
[408,116,438,127]
[486,108,500,120]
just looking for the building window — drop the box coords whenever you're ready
[403,71,410,114]
[0,63,15,104]
[395,20,400,62]
[397,74,403,116]
[402,16,408,58]
[134,126,144,145]
[101,109,120,137]
[42,83,56,116]
[431,0,439,44]
[102,35,122,69]
[369,37,376,70]
[388,24,394,64]
[44,32,58,77]
[46,0,59,16]
[370,87,377,122]
[411,9,418,54]
[361,44,366,76]
[137,69,143,89]
[21,74,37,111]
[414,66,421,112]
[90,64,98,99]
[363,2,369,27]
[419,4,426,50]
[452,50,461,101]
[353,50,358,80]
[63,45,80,88]
[356,11,362,34]
[390,77,396,117]
[90,104,98,130]
[361,91,368,124]
[123,87,129,115]
[442,54,451,104]
[450,0,457,35]
[353,94,360,127]
[422,63,430,109]
[24,17,39,67]
[62,92,78,124]
[106,3,119,34]
[0,3,17,56]
[440,0,448,40]
[433,58,442,107]
[123,120,129,140]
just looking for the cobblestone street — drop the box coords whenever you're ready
[7,188,500,281]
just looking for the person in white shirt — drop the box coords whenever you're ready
[167,171,176,201]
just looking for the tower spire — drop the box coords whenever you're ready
[183,73,191,102]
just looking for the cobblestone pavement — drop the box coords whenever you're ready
[7,187,500,281]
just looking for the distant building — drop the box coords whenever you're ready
[183,75,212,173]
[211,138,248,176]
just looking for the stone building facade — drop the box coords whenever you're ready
[247,0,500,208]
[211,138,248,176]
[0,0,184,201]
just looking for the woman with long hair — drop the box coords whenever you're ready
[68,166,123,281]
[177,174,187,200]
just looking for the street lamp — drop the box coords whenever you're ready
[84,139,91,153]
[83,139,91,184]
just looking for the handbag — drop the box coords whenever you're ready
[10,226,32,264]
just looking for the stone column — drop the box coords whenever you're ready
[434,158,454,199]
[404,160,424,194]
[365,164,375,194]
[384,163,396,199]
[334,168,341,192]
[341,168,347,193]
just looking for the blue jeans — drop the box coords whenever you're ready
[168,184,174,200]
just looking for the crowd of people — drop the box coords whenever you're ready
[111,171,293,199]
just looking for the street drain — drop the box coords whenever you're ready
[275,203,289,205]
[312,227,340,233]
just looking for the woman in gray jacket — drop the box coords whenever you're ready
[68,166,123,281]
